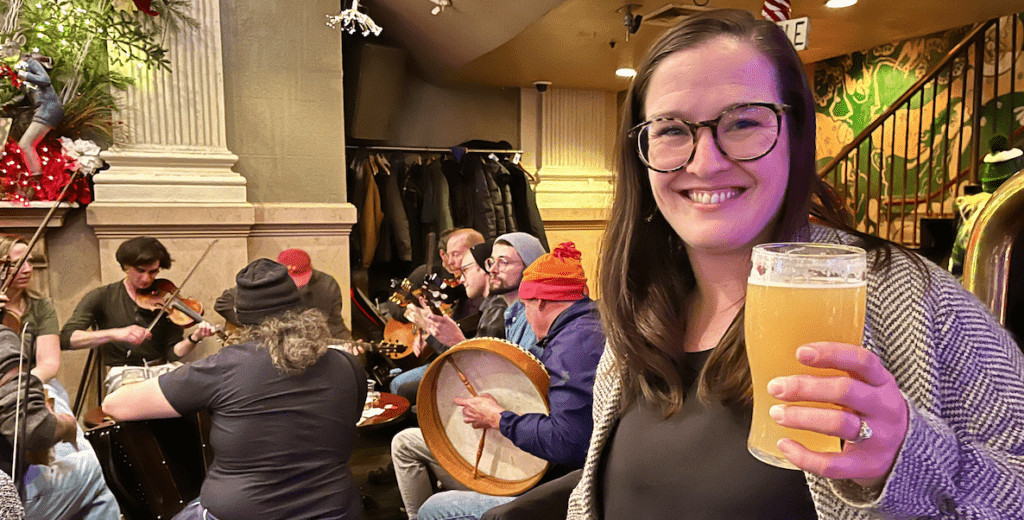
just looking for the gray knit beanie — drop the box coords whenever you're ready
[234,258,303,325]
[495,232,547,268]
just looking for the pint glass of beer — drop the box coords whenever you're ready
[745,243,867,469]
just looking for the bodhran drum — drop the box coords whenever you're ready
[418,337,550,496]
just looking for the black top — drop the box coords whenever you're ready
[59,281,184,366]
[160,343,365,520]
[600,349,817,520]
[477,294,508,339]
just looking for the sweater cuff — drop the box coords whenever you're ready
[499,410,518,437]
[829,399,956,517]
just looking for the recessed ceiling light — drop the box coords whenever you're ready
[616,67,637,78]
[825,0,857,8]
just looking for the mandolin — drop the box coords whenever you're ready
[377,273,465,369]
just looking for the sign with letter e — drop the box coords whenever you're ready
[777,16,810,50]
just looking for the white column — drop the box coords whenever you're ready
[520,87,616,209]
[93,0,246,204]
[519,86,616,296]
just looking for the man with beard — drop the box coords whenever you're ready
[484,232,547,356]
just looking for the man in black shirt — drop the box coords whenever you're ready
[103,259,365,520]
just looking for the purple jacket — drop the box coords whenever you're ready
[498,297,604,469]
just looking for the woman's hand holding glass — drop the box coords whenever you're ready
[767,342,909,489]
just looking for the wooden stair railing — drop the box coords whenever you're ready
[817,16,1021,247]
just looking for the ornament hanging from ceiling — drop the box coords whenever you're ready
[326,0,383,37]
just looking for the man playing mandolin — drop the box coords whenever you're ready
[387,228,486,395]
[59,237,217,387]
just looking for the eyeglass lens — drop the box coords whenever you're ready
[638,105,781,172]
[485,257,511,271]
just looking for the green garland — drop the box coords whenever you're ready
[0,0,196,146]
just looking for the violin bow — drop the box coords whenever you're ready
[144,239,219,333]
[11,321,31,496]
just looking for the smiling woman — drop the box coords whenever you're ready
[555,8,1024,520]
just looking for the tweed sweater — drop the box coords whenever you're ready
[567,226,1024,519]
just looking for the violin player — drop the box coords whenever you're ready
[0,235,121,519]
[0,234,60,384]
[59,236,217,389]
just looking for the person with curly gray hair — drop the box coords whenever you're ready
[103,258,367,520]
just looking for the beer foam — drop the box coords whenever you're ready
[747,278,867,289]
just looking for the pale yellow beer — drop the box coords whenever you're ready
[745,243,867,469]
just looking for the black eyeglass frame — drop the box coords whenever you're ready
[629,102,792,173]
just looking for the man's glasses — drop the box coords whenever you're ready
[456,263,477,281]
[485,257,522,272]
[630,102,790,173]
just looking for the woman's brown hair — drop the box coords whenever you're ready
[599,9,893,415]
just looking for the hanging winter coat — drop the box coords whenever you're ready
[379,153,413,262]
[491,159,518,234]
[503,159,549,251]
[358,156,385,268]
[401,159,426,264]
[443,157,471,230]
[463,155,501,239]
[421,158,454,236]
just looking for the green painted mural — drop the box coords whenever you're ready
[812,13,1024,243]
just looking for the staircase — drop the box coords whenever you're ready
[818,15,1024,250]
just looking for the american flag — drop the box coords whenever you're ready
[761,0,791,22]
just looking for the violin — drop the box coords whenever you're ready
[135,279,227,342]
[1,301,23,333]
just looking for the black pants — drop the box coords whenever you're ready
[481,469,582,520]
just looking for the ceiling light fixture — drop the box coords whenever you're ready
[430,0,451,16]
[616,4,643,42]
[825,0,857,8]
[326,0,383,37]
[616,67,636,78]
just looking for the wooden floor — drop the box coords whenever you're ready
[353,415,415,520]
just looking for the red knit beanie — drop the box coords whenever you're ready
[518,242,589,301]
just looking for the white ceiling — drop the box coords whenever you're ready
[356,0,1024,91]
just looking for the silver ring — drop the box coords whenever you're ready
[849,419,873,443]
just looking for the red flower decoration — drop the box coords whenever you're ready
[133,0,159,16]
[1,137,93,204]
[0,63,22,89]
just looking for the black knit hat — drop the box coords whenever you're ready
[470,239,494,270]
[234,258,303,325]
